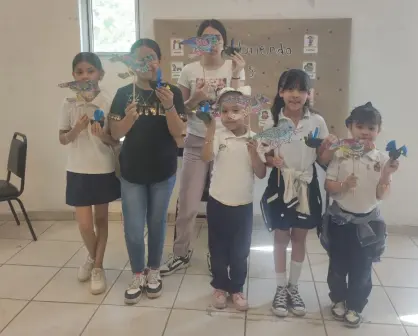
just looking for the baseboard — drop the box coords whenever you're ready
[0,211,416,236]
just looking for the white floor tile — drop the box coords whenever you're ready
[325,320,407,336]
[103,271,183,308]
[384,235,418,259]
[0,299,28,331]
[1,301,97,336]
[406,326,418,335]
[385,287,418,326]
[246,317,326,336]
[164,309,245,336]
[0,239,31,263]
[6,240,82,267]
[65,243,129,270]
[39,221,83,241]
[247,278,321,319]
[315,282,400,324]
[374,258,418,287]
[186,248,211,276]
[0,221,53,240]
[0,265,59,300]
[35,268,120,304]
[81,306,169,336]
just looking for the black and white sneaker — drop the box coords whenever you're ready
[271,286,289,317]
[124,273,146,305]
[207,252,212,276]
[331,301,346,321]
[344,310,362,328]
[160,250,192,276]
[146,269,163,298]
[287,285,306,316]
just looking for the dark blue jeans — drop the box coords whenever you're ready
[327,221,374,312]
[207,196,253,294]
[121,175,176,273]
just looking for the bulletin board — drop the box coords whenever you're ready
[154,18,352,136]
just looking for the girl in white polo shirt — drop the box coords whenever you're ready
[202,87,266,311]
[59,52,120,295]
[323,102,399,328]
[261,69,336,317]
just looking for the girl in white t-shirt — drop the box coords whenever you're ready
[58,52,120,295]
[161,19,246,276]
[261,69,336,318]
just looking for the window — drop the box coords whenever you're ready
[79,0,139,54]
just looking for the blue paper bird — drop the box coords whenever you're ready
[156,68,162,88]
[304,127,323,148]
[91,109,105,128]
[196,102,212,123]
[386,140,407,160]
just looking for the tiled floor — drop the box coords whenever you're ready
[0,220,418,335]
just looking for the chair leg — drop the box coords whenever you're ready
[7,200,21,226]
[15,198,37,241]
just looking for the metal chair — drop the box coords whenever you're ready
[0,132,37,240]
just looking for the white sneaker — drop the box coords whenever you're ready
[146,269,163,299]
[78,255,94,282]
[124,273,146,305]
[90,268,106,295]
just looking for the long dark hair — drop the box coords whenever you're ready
[271,69,314,126]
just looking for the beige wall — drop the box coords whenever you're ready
[1,0,417,226]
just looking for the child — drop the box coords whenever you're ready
[202,87,266,311]
[322,102,399,328]
[59,52,120,294]
[261,69,336,317]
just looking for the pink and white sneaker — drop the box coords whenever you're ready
[212,289,228,309]
[232,292,249,311]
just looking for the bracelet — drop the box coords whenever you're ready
[164,104,175,112]
[232,76,241,80]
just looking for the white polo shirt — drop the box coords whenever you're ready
[209,129,258,206]
[276,109,329,181]
[59,91,115,174]
[326,148,390,214]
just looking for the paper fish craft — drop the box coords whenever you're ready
[150,68,170,90]
[253,119,296,150]
[329,139,367,157]
[220,94,270,114]
[180,34,220,58]
[386,140,407,160]
[58,80,99,93]
[222,38,241,58]
[304,127,323,148]
[90,109,105,128]
[110,54,153,73]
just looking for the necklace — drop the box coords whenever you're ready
[134,85,155,106]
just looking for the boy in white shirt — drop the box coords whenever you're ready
[322,102,400,328]
[202,87,266,311]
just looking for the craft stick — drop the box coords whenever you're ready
[132,72,136,102]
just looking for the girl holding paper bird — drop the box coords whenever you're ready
[322,102,402,328]
[58,52,121,295]
[108,39,185,304]
[161,19,246,277]
[260,69,337,318]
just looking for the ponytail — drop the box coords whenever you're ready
[271,94,285,127]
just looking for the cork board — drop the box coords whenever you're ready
[154,19,352,137]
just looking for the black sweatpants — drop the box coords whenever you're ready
[207,196,253,294]
[327,220,374,313]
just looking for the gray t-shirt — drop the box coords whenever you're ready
[177,60,245,137]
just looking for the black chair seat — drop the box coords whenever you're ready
[0,180,19,199]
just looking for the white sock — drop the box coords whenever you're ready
[288,261,303,287]
[276,272,287,287]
